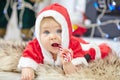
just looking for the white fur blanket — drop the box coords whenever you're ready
[0,39,120,80]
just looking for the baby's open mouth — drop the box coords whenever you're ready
[51,43,60,48]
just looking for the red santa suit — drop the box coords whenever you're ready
[18,3,111,70]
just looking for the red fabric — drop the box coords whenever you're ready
[88,48,96,60]
[70,36,96,60]
[38,3,72,38]
[72,25,87,36]
[82,48,96,60]
[22,38,111,64]
[22,38,85,64]
[69,36,85,58]
[22,38,44,64]
[99,43,111,58]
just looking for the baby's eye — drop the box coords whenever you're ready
[43,30,50,34]
[57,29,62,33]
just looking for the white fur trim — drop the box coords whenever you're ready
[35,10,69,65]
[17,57,38,70]
[80,43,101,59]
[35,10,69,48]
[71,57,88,66]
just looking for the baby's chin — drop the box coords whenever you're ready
[50,49,60,55]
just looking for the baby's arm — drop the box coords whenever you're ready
[18,39,42,80]
[21,67,35,80]
[60,49,78,74]
[62,61,77,74]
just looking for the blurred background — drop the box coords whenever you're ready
[0,0,120,41]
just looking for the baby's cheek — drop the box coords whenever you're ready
[40,37,48,46]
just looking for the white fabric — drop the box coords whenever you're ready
[17,57,38,70]
[71,57,88,66]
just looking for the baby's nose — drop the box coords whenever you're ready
[50,34,57,40]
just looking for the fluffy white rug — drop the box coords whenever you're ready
[0,39,120,80]
[35,54,120,80]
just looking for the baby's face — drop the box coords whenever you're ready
[40,17,62,55]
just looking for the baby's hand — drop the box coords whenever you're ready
[60,48,73,63]
[21,67,34,80]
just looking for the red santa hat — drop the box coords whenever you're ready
[35,3,73,65]
[35,3,73,48]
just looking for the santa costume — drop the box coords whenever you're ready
[18,3,111,70]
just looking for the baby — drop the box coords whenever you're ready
[18,3,111,80]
